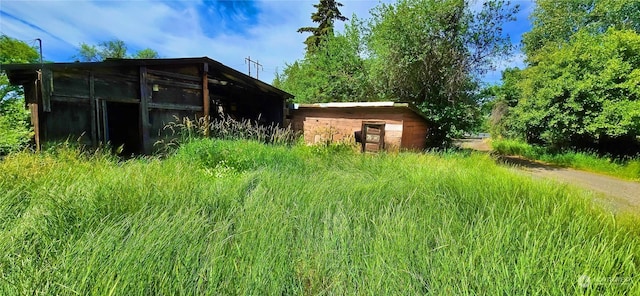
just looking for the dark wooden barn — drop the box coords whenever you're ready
[2,57,293,154]
[290,102,431,152]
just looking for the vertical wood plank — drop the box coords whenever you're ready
[30,103,40,152]
[40,68,52,112]
[31,76,41,151]
[139,66,151,154]
[101,100,108,143]
[89,72,97,146]
[202,63,210,137]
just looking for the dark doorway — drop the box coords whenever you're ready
[106,102,141,155]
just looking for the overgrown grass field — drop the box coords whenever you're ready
[1,139,639,294]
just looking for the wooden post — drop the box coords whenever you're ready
[89,72,97,146]
[32,74,41,151]
[139,66,152,154]
[40,68,52,112]
[30,103,40,152]
[202,63,210,137]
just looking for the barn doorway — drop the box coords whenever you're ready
[105,101,141,155]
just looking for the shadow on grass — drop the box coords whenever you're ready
[494,155,566,171]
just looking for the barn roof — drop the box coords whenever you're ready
[1,57,293,99]
[292,101,431,122]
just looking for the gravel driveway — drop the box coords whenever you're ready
[457,139,640,214]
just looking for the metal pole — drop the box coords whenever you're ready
[35,38,43,66]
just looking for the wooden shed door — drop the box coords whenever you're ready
[361,121,385,153]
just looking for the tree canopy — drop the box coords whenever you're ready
[297,0,348,52]
[522,0,640,58]
[275,18,372,103]
[507,29,640,150]
[367,0,518,145]
[1,34,39,104]
[0,35,39,154]
[74,39,159,62]
[495,0,640,154]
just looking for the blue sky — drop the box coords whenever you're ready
[0,0,533,85]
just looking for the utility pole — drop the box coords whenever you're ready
[35,38,43,66]
[244,56,263,79]
[245,56,252,77]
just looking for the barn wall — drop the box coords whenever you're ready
[7,60,291,154]
[43,101,92,145]
[46,68,94,145]
[144,64,205,150]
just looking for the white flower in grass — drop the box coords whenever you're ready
[578,274,591,288]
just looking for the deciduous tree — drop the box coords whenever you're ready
[75,39,160,61]
[523,0,640,59]
[276,18,372,103]
[0,35,39,154]
[366,0,519,146]
[507,29,640,152]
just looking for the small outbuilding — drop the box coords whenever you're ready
[2,57,293,154]
[290,102,431,151]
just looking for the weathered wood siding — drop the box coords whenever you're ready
[291,107,428,150]
[5,58,292,154]
[401,111,429,150]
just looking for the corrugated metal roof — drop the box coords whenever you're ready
[292,101,431,122]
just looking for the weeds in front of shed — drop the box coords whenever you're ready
[1,139,639,294]
[155,115,299,155]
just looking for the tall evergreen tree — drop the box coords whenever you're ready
[297,0,348,52]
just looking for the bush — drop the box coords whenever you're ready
[0,98,32,155]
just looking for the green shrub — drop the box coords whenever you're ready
[0,98,32,155]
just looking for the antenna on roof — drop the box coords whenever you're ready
[244,56,263,79]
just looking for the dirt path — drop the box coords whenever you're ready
[457,139,640,214]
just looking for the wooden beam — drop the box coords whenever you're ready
[95,97,139,104]
[147,78,201,90]
[93,72,138,82]
[50,95,137,104]
[89,72,97,146]
[202,63,210,137]
[148,102,203,112]
[147,69,200,82]
[139,66,152,154]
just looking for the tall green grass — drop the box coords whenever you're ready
[1,139,639,294]
[492,138,640,181]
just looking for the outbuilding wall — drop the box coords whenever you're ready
[290,106,428,150]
